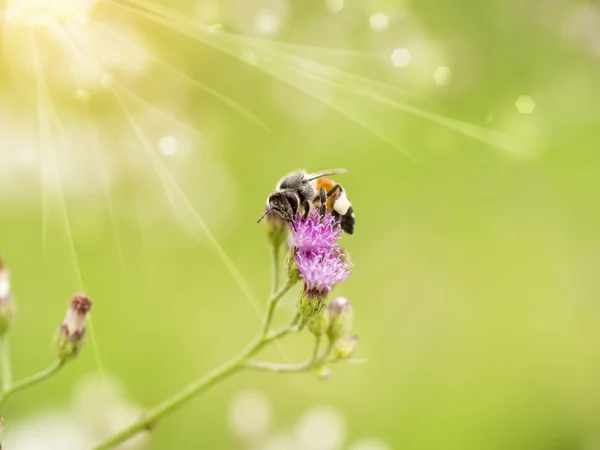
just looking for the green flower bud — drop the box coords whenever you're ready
[55,293,92,362]
[313,365,331,380]
[0,259,14,337]
[262,205,289,249]
[327,297,353,342]
[285,248,301,285]
[332,334,358,361]
[297,288,327,322]
[308,309,329,337]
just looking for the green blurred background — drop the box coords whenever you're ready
[1,0,600,448]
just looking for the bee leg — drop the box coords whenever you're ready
[302,201,310,218]
[319,187,327,217]
[326,184,341,198]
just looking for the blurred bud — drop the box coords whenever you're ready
[327,297,353,342]
[313,365,331,380]
[297,288,327,322]
[263,204,289,249]
[55,293,92,362]
[285,248,301,285]
[308,309,329,337]
[332,335,358,361]
[0,259,14,336]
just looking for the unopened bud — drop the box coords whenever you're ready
[263,205,289,249]
[332,334,358,361]
[285,248,301,285]
[327,297,353,342]
[297,287,328,322]
[0,259,14,336]
[308,309,329,337]
[55,293,92,362]
[313,365,331,380]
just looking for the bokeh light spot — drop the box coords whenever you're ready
[369,12,389,31]
[326,0,344,13]
[158,136,178,156]
[254,9,281,36]
[73,90,90,101]
[515,95,536,114]
[433,66,452,85]
[208,23,223,33]
[390,48,411,67]
[100,73,113,89]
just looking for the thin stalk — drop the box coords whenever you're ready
[94,283,297,450]
[271,244,280,294]
[0,335,12,392]
[312,335,321,362]
[0,359,64,408]
[245,339,337,375]
[261,264,291,338]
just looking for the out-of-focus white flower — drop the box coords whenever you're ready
[229,390,272,442]
[3,412,95,450]
[348,438,393,450]
[73,373,148,449]
[294,406,345,450]
[2,373,148,449]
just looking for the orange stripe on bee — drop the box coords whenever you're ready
[316,178,338,211]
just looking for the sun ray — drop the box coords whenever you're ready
[98,23,272,133]
[41,21,129,275]
[85,98,128,274]
[31,29,107,379]
[259,48,519,153]
[109,0,517,156]
[49,18,265,321]
[111,86,263,316]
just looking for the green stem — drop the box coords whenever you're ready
[94,286,297,450]
[271,244,280,294]
[245,339,337,375]
[0,359,64,408]
[312,336,321,362]
[0,335,12,393]
[261,276,292,338]
[243,359,313,374]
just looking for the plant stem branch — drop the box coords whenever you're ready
[261,275,292,338]
[245,338,337,375]
[0,359,64,408]
[0,335,12,393]
[270,244,280,294]
[312,336,321,362]
[94,284,298,450]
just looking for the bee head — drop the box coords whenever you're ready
[267,191,298,224]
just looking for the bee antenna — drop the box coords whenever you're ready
[256,208,271,224]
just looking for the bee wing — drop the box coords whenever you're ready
[304,168,347,181]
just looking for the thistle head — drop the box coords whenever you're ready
[289,211,343,252]
[295,249,352,295]
[289,210,353,321]
[55,293,92,362]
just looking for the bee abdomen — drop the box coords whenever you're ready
[340,206,355,234]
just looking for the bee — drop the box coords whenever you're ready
[257,169,355,234]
